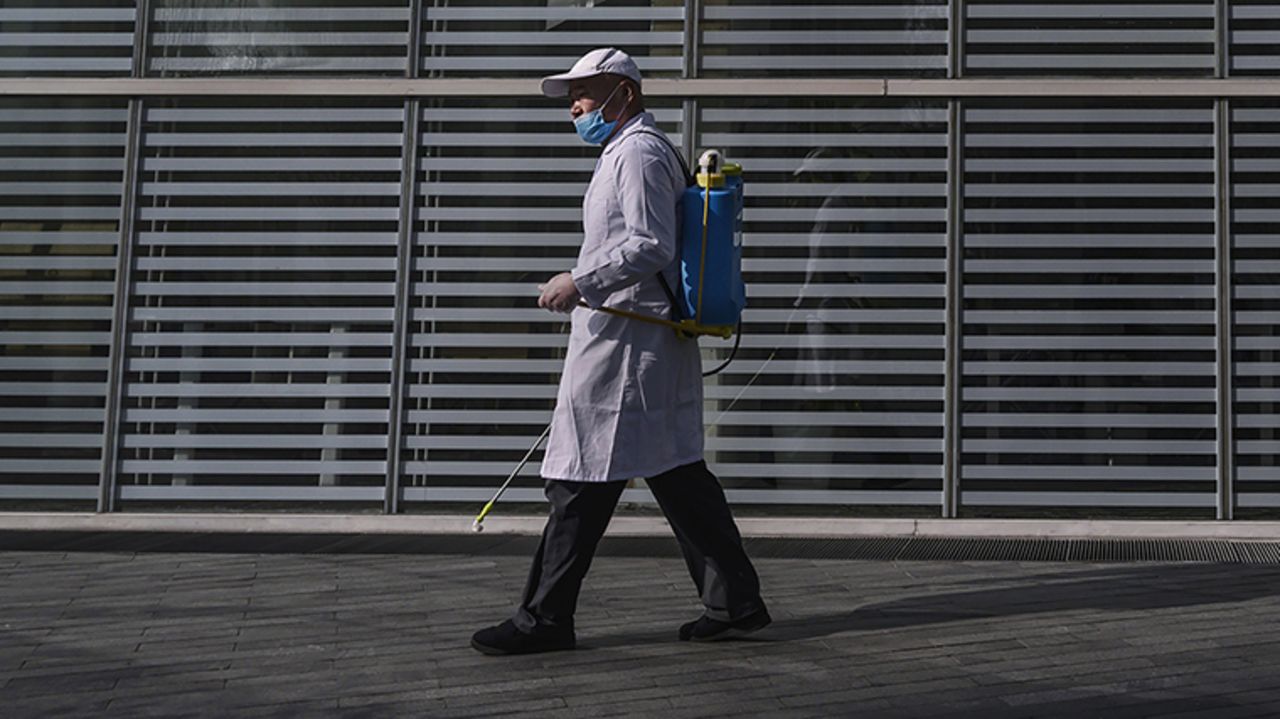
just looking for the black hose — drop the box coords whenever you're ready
[702,320,742,377]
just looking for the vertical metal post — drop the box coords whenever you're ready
[130,0,151,79]
[1215,0,1231,79]
[1214,98,1235,521]
[942,99,964,519]
[384,0,426,513]
[385,101,421,515]
[97,0,152,512]
[683,0,701,81]
[98,101,143,514]
[406,0,424,81]
[1213,0,1234,520]
[949,0,965,79]
[681,0,701,163]
[681,101,699,171]
[940,1,966,518]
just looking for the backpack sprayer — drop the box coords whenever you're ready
[584,147,746,342]
[473,147,747,533]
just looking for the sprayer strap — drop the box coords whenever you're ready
[631,128,695,187]
[656,273,683,322]
[630,127,692,323]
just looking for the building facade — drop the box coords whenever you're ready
[1,0,1277,519]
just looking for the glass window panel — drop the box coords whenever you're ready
[701,1,949,78]
[0,0,135,77]
[961,100,1218,515]
[965,1,1216,77]
[1231,0,1280,75]
[402,97,684,503]
[148,0,411,76]
[1232,100,1280,513]
[0,98,128,505]
[117,97,403,503]
[420,1,684,78]
[699,98,948,508]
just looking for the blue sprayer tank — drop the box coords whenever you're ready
[679,151,745,329]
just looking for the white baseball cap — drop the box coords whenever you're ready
[540,47,642,98]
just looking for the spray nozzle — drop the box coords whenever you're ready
[696,149,726,189]
[698,149,723,175]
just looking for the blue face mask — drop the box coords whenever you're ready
[573,84,625,145]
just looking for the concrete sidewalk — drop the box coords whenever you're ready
[2,536,1279,718]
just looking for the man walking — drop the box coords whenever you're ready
[470,48,770,656]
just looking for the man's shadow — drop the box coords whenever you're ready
[588,563,1280,647]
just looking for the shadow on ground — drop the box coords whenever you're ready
[593,564,1280,648]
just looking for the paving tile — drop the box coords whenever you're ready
[236,699,345,718]
[1,546,1279,718]
[6,692,114,718]
[1190,703,1280,719]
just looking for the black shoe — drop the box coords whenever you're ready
[678,607,772,642]
[471,619,576,656]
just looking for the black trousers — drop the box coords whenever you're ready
[512,460,765,635]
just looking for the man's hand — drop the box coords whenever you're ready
[538,272,582,313]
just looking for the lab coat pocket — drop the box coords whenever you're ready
[623,348,672,417]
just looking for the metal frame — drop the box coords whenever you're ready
[96,99,141,514]
[949,0,965,80]
[943,99,963,519]
[96,0,152,512]
[1216,0,1231,80]
[680,0,701,164]
[5,78,1280,98]
[942,0,966,519]
[1214,0,1235,521]
[6,0,1272,518]
[682,0,701,82]
[383,0,427,514]
[1215,98,1236,521]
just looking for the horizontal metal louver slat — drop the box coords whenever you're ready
[117,485,384,501]
[962,491,1213,507]
[118,97,402,499]
[0,98,127,499]
[964,1,1217,76]
[961,100,1218,512]
[1231,100,1280,508]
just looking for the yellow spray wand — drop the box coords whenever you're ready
[471,423,552,533]
[578,302,733,339]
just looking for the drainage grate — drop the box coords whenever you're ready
[735,536,1280,564]
[1237,542,1280,564]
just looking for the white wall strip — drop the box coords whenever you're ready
[4,78,1280,98]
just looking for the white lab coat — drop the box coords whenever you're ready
[540,113,704,482]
